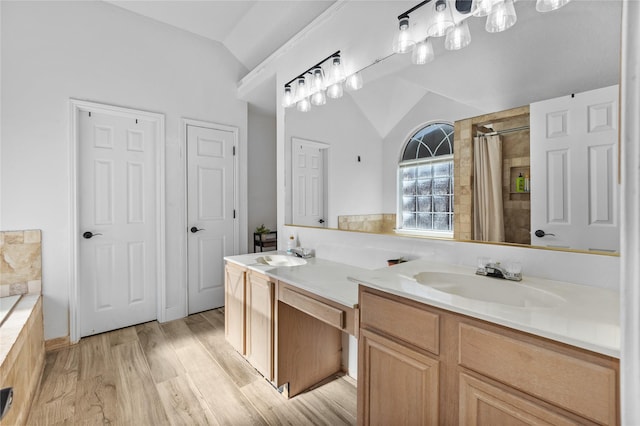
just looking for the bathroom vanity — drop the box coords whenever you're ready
[224,253,360,397]
[352,259,620,425]
[224,253,620,424]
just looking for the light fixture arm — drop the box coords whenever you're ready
[398,0,473,20]
[284,50,341,88]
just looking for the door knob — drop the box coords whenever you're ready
[82,231,102,239]
[318,219,325,224]
[534,229,556,238]
[190,227,205,233]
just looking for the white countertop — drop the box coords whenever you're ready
[225,253,620,358]
[349,259,620,358]
[225,251,361,308]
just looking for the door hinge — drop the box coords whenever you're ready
[88,111,91,117]
[233,146,236,156]
[233,209,236,219]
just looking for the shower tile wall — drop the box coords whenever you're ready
[338,214,396,234]
[0,230,42,297]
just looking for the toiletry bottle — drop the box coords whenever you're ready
[286,235,295,254]
[516,173,525,193]
[524,173,530,192]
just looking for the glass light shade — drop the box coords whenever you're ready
[486,0,517,33]
[345,73,363,91]
[327,82,343,99]
[296,97,311,112]
[412,39,435,65]
[392,18,415,54]
[296,76,308,99]
[310,67,325,92]
[445,21,471,51]
[473,0,500,17]
[311,90,327,106]
[282,86,294,108]
[536,0,571,12]
[427,0,455,38]
[328,56,346,85]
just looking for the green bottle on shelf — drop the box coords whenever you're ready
[516,173,525,193]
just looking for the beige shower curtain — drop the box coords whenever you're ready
[473,135,505,242]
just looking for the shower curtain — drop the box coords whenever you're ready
[473,135,505,242]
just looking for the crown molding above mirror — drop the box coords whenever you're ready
[277,0,622,256]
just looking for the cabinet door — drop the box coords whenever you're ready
[246,271,274,380]
[459,373,579,426]
[359,329,439,426]
[224,263,246,354]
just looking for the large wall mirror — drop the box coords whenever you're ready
[284,1,621,255]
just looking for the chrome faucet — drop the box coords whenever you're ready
[291,247,314,259]
[476,261,522,281]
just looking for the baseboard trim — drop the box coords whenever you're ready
[45,335,71,352]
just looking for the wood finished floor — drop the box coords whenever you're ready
[27,309,357,425]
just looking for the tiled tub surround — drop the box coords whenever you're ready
[337,214,396,234]
[0,230,42,297]
[0,295,45,426]
[0,230,45,425]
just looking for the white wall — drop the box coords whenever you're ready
[1,1,248,340]
[285,93,383,228]
[248,105,277,251]
[381,92,484,213]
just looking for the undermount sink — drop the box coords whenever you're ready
[256,255,307,267]
[412,272,565,308]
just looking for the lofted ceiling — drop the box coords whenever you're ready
[103,0,622,126]
[104,0,335,71]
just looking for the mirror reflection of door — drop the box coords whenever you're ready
[530,85,619,253]
[292,138,328,227]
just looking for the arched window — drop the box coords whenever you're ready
[398,122,454,235]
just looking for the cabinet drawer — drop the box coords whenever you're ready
[279,286,344,330]
[459,324,617,425]
[360,291,439,355]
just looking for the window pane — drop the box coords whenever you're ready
[417,213,433,229]
[403,196,416,212]
[402,166,416,181]
[433,213,451,231]
[402,140,420,162]
[417,179,432,195]
[433,162,450,177]
[417,164,432,178]
[402,180,416,195]
[403,213,416,229]
[433,195,450,213]
[432,178,450,195]
[417,196,432,212]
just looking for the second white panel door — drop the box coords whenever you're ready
[187,124,236,314]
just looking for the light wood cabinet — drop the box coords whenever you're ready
[358,286,620,426]
[245,270,274,380]
[359,329,439,426]
[224,262,246,354]
[224,263,275,380]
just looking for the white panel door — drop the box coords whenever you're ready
[187,124,236,314]
[79,110,158,337]
[530,85,619,252]
[292,139,327,227]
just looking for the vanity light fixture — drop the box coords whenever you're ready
[395,0,572,66]
[412,38,435,64]
[485,0,517,33]
[392,17,416,53]
[345,72,364,91]
[445,20,471,50]
[427,0,455,37]
[282,51,363,113]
